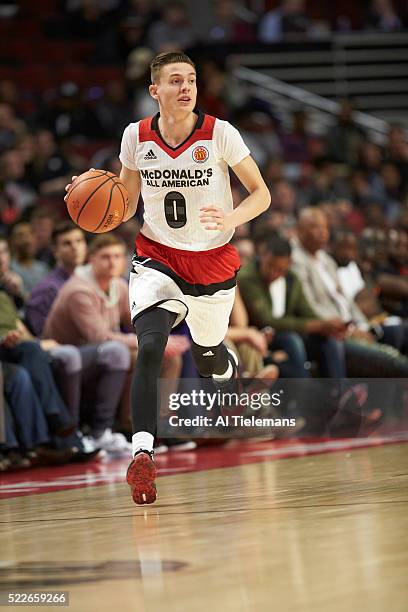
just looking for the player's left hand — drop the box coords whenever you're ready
[199,206,234,232]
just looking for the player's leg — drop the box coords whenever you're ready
[127,307,177,505]
[131,307,178,448]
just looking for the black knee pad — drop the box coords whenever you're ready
[191,341,229,377]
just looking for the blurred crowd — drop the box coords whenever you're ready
[0,0,408,471]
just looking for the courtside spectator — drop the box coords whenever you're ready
[26,223,136,450]
[26,221,87,336]
[0,237,25,309]
[43,234,188,443]
[9,223,49,294]
[238,234,347,378]
[1,361,95,469]
[332,230,408,355]
[30,208,57,267]
[292,208,408,377]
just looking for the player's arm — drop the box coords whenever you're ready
[199,155,271,231]
[119,164,141,222]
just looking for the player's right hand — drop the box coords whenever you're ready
[64,176,78,201]
[64,168,95,201]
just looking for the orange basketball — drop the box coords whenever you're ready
[66,169,129,233]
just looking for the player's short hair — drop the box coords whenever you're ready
[51,221,83,246]
[88,233,126,255]
[150,52,196,84]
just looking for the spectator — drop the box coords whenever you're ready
[197,60,247,119]
[373,227,408,317]
[95,80,134,140]
[233,108,281,168]
[147,2,195,52]
[0,81,20,113]
[40,82,103,142]
[380,162,403,221]
[226,286,279,380]
[364,0,402,32]
[9,223,49,294]
[30,208,57,267]
[1,361,95,469]
[263,157,285,190]
[26,226,133,450]
[0,291,91,446]
[281,109,313,164]
[26,221,86,336]
[385,125,408,193]
[291,208,408,377]
[358,142,384,194]
[259,0,311,43]
[253,180,299,238]
[325,100,367,166]
[331,230,408,354]
[306,158,351,205]
[0,235,110,436]
[43,234,188,440]
[29,130,73,197]
[232,237,255,268]
[0,148,37,225]
[0,103,25,152]
[0,237,25,309]
[61,0,113,40]
[43,233,136,348]
[125,47,157,119]
[207,0,256,44]
[238,234,347,378]
[125,0,160,30]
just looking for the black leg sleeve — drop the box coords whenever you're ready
[131,308,177,435]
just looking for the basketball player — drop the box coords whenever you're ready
[67,52,271,505]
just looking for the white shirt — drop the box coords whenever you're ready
[337,261,365,301]
[119,110,250,251]
[314,252,352,321]
[269,277,286,318]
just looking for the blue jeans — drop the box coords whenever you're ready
[3,363,50,450]
[380,323,408,356]
[270,332,346,378]
[0,341,72,430]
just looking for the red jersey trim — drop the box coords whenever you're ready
[138,114,216,159]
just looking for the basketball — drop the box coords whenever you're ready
[66,169,129,233]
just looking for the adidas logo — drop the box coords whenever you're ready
[203,350,214,356]
[144,149,157,160]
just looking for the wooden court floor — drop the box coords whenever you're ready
[1,443,407,612]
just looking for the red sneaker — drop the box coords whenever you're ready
[126,449,157,505]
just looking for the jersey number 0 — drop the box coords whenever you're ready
[164,191,187,229]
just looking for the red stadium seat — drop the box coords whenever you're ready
[59,65,90,87]
[16,65,54,90]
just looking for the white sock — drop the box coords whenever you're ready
[213,361,233,380]
[132,432,154,456]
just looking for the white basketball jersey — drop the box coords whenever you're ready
[119,110,250,251]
